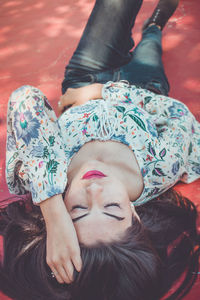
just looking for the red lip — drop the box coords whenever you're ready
[82,170,106,179]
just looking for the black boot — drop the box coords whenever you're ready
[143,0,180,31]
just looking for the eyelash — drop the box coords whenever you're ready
[71,203,120,210]
[71,205,87,210]
[104,203,120,208]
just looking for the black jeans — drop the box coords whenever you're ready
[62,0,169,96]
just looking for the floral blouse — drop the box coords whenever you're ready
[6,81,200,205]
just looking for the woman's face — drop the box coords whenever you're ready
[64,161,139,245]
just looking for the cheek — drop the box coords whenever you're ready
[64,185,85,208]
[109,185,128,202]
[106,181,123,194]
[63,191,71,210]
[64,186,75,208]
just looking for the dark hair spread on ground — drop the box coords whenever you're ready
[0,189,199,300]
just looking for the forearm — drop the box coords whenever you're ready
[71,83,103,100]
[40,193,82,283]
[6,85,68,204]
[86,83,103,99]
[40,194,69,228]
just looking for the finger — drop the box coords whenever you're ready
[63,261,75,282]
[55,264,72,284]
[72,253,82,272]
[51,267,65,284]
[58,100,73,115]
[58,100,64,114]
[131,204,140,221]
[58,95,67,110]
[59,94,71,108]
[58,100,62,109]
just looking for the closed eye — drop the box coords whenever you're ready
[104,203,120,208]
[71,205,88,211]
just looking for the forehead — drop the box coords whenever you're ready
[73,213,132,245]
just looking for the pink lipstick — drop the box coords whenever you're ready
[82,170,106,179]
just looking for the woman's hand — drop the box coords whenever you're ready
[46,209,81,284]
[58,83,103,115]
[40,195,82,284]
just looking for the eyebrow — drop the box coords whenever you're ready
[72,212,125,223]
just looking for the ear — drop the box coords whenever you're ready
[131,203,140,222]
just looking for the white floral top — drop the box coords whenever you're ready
[6,82,200,205]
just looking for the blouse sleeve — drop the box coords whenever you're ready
[102,81,200,202]
[141,92,200,184]
[6,85,68,205]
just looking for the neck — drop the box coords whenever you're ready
[67,141,144,201]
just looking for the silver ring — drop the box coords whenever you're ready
[51,271,56,278]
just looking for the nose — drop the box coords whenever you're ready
[86,182,103,196]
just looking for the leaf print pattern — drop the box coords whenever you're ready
[65,121,73,129]
[46,159,59,174]
[123,93,132,104]
[172,161,180,175]
[44,97,53,111]
[153,168,166,177]
[92,114,99,122]
[159,148,166,159]
[6,86,67,204]
[70,103,98,114]
[116,106,126,114]
[127,114,147,132]
[188,142,193,155]
[7,135,16,151]
[34,101,45,117]
[147,119,158,137]
[43,146,49,159]
[148,143,156,157]
[6,81,200,206]
[30,141,45,157]
[115,105,147,132]
[102,81,200,205]
[144,96,152,105]
[49,136,55,147]
[192,165,200,175]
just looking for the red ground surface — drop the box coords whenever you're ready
[0,0,200,299]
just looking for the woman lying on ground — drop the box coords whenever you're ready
[1,0,200,299]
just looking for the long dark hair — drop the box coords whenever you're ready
[0,189,199,300]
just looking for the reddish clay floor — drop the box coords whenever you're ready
[0,0,200,299]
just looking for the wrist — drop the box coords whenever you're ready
[89,83,103,99]
[40,194,70,226]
